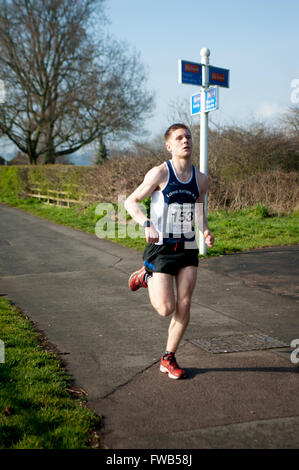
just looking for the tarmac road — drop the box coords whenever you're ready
[0,203,298,449]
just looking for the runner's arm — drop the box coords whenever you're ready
[125,166,164,243]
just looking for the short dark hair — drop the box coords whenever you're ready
[164,123,191,141]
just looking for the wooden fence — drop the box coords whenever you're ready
[26,184,97,207]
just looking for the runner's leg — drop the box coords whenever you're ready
[166,265,198,353]
[147,272,175,317]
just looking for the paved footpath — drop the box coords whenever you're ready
[0,203,299,449]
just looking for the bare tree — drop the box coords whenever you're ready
[0,0,154,164]
[281,105,299,137]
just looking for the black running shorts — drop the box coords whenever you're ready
[143,241,199,276]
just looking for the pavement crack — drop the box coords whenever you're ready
[98,359,161,400]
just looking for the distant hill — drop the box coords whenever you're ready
[68,152,94,166]
[8,153,29,165]
[1,151,94,166]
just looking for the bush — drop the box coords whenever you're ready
[0,166,29,196]
[208,169,298,213]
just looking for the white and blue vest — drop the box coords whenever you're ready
[150,160,200,245]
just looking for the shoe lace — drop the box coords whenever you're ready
[165,354,177,367]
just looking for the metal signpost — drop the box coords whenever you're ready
[199,48,210,255]
[179,48,229,254]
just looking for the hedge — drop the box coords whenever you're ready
[0,161,298,213]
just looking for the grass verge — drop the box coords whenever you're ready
[0,297,101,449]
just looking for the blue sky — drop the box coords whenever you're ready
[106,0,299,138]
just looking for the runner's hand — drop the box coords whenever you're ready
[204,229,214,248]
[145,225,159,244]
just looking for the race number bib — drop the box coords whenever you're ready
[166,203,194,236]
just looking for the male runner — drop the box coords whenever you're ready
[124,123,214,379]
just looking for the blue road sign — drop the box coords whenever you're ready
[209,66,229,88]
[205,86,219,111]
[179,60,202,86]
[190,92,202,115]
[191,86,219,115]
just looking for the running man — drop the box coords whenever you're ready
[124,123,214,379]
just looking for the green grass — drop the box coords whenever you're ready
[206,205,299,257]
[0,194,298,255]
[0,297,101,449]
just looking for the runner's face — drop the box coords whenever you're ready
[166,128,192,158]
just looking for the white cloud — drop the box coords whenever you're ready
[255,103,281,120]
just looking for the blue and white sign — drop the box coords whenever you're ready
[205,86,219,111]
[190,86,219,115]
[190,92,202,115]
[179,59,202,86]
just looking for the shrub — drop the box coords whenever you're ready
[0,166,29,196]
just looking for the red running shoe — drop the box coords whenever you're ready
[128,266,148,291]
[160,353,187,379]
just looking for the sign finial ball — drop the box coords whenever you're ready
[200,48,210,57]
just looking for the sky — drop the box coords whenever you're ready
[2,0,299,162]
[105,0,299,139]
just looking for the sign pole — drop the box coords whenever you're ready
[178,50,229,255]
[199,47,210,255]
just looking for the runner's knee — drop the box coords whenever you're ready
[156,301,175,317]
[177,297,191,314]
